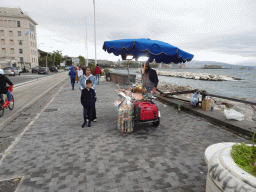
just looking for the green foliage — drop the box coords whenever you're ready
[50,50,63,66]
[89,63,95,75]
[65,57,72,66]
[231,139,256,177]
[78,55,85,66]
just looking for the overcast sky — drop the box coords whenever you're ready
[2,0,256,65]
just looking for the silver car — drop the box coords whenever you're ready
[12,67,22,75]
[3,67,15,76]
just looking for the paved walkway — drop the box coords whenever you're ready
[0,80,248,192]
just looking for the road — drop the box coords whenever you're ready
[0,71,69,128]
[7,70,66,86]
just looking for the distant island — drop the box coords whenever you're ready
[185,60,256,69]
[201,65,223,69]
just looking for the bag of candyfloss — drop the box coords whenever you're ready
[202,97,214,111]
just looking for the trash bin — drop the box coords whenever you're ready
[105,72,111,81]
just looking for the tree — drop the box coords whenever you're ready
[50,50,63,66]
[78,55,85,66]
[65,57,72,66]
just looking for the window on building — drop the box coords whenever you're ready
[13,20,16,28]
[10,48,14,54]
[2,48,6,54]
[17,21,21,27]
[18,31,21,36]
[10,40,14,46]
[1,39,5,45]
[29,23,35,31]
[4,20,7,27]
[20,57,23,62]
[8,20,12,27]
[0,20,3,27]
[19,40,22,45]
[9,31,13,37]
[0,30,4,36]
[19,49,23,54]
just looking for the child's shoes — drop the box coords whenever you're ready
[81,122,87,128]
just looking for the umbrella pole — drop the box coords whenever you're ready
[142,61,146,93]
[127,61,130,86]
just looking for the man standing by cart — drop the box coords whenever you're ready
[143,61,159,94]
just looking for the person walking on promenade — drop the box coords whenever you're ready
[78,66,83,80]
[143,61,159,94]
[94,64,101,85]
[78,66,98,122]
[81,79,96,128]
[75,67,79,83]
[68,67,76,90]
[0,69,13,107]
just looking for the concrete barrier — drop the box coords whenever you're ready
[205,143,256,192]
[109,73,136,85]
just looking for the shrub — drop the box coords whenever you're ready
[231,138,256,177]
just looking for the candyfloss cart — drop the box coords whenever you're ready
[114,91,134,132]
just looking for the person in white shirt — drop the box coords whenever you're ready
[78,67,83,79]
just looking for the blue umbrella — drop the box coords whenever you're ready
[103,38,194,64]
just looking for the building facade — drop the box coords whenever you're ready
[0,7,38,68]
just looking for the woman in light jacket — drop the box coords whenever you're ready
[79,66,97,122]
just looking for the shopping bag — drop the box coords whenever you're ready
[190,93,200,106]
[202,98,214,111]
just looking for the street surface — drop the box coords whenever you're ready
[7,71,66,86]
[0,71,69,129]
[0,80,249,192]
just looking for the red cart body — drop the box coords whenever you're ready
[135,101,158,121]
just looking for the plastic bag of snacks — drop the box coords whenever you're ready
[117,99,134,132]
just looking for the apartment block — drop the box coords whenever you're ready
[0,7,38,68]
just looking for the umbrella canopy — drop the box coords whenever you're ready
[103,38,194,64]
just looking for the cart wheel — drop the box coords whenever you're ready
[153,118,160,127]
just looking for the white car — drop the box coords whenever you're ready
[3,67,15,76]
[12,67,22,75]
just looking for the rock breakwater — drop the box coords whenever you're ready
[136,69,241,81]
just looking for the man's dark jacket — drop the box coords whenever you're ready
[81,88,96,107]
[145,68,159,88]
[0,74,13,94]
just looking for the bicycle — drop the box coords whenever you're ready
[0,86,14,117]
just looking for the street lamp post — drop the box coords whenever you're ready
[46,47,53,72]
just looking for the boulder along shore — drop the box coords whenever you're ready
[134,77,256,122]
[136,69,242,81]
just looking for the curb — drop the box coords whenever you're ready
[156,94,256,138]
[0,76,69,130]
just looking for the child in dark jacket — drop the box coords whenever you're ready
[81,79,96,128]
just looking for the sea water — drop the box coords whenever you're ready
[114,68,256,102]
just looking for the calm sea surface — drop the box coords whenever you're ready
[114,68,256,101]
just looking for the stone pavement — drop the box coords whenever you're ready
[0,80,249,192]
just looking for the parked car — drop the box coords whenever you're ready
[32,67,39,73]
[3,67,15,76]
[65,66,72,71]
[12,67,22,76]
[38,67,49,74]
[50,66,58,72]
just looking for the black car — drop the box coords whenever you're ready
[50,67,58,72]
[32,67,39,73]
[38,67,49,74]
